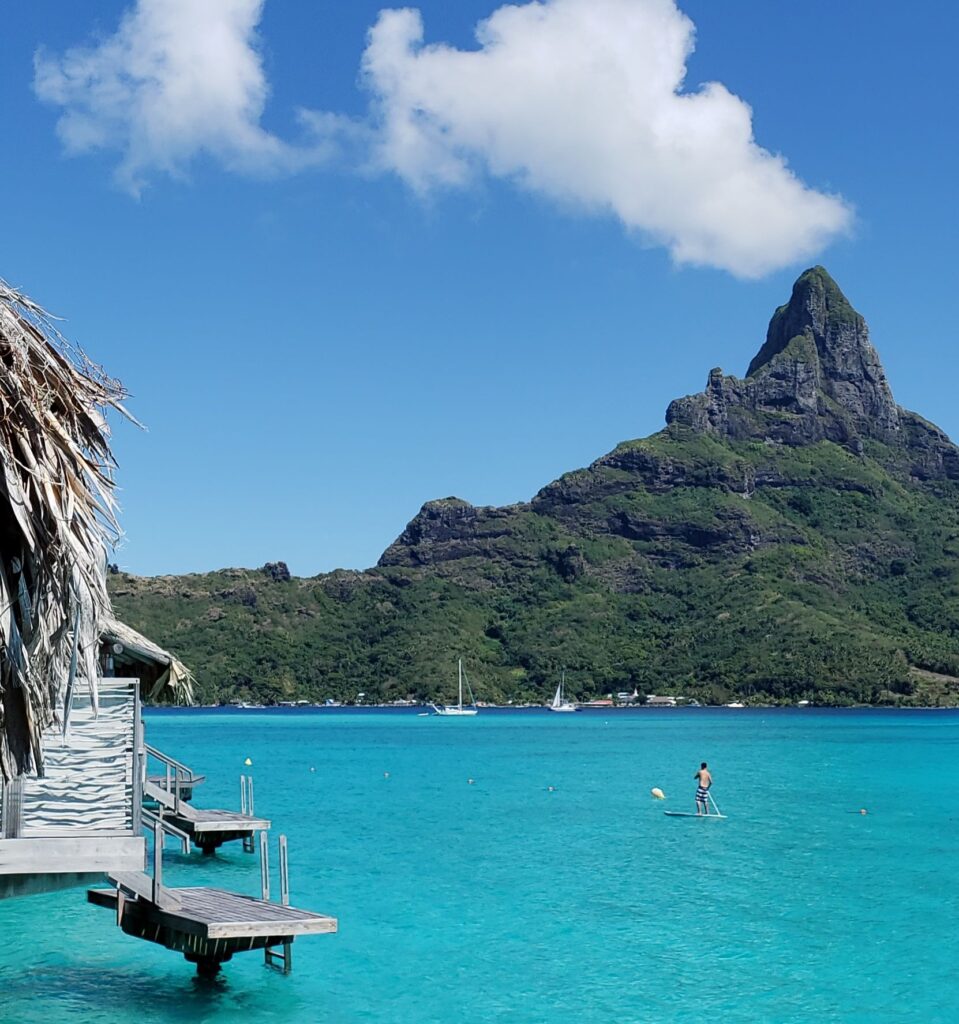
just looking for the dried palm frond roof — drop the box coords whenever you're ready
[101,616,195,705]
[0,280,188,780]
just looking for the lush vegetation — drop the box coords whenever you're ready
[110,425,959,708]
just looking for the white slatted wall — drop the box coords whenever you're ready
[16,678,137,836]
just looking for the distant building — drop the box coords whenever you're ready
[645,695,678,707]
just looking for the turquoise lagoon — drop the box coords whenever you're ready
[1,708,957,1023]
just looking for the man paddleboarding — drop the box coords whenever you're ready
[694,762,712,815]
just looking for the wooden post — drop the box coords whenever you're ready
[259,830,270,901]
[131,683,143,838]
[152,817,163,905]
[2,778,24,839]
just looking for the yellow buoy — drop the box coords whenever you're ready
[244,757,253,766]
[651,787,665,800]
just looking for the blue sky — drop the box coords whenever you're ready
[1,1,956,576]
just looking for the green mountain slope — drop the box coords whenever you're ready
[111,268,959,706]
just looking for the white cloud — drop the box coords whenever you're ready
[34,0,852,276]
[34,0,292,194]
[332,0,852,278]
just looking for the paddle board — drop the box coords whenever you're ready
[664,811,727,819]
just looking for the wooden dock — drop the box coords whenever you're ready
[89,871,336,976]
[143,780,269,855]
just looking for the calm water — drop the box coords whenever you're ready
[1,708,957,1023]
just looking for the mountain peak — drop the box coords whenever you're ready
[666,267,901,445]
[740,266,892,401]
[745,264,855,376]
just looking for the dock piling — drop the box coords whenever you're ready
[152,817,163,905]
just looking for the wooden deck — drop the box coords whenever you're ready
[0,836,144,899]
[178,807,271,834]
[89,872,336,975]
[143,780,269,853]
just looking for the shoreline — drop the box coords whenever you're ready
[144,702,959,714]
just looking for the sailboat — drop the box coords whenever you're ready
[549,669,578,712]
[432,659,478,716]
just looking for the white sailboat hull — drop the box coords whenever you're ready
[549,675,579,712]
[432,660,479,716]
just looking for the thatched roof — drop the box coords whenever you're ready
[0,280,191,780]
[101,616,195,704]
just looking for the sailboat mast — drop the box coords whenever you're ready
[458,658,463,710]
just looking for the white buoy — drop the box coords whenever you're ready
[651,787,665,800]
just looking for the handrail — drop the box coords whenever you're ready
[142,807,191,855]
[144,745,197,815]
[144,744,196,780]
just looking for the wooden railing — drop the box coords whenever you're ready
[144,744,198,815]
[142,807,191,855]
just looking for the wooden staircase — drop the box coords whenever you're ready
[143,748,270,854]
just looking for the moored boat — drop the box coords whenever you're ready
[432,660,478,716]
[548,670,578,712]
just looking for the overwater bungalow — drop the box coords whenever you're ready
[0,281,335,974]
[0,618,192,898]
[0,278,190,896]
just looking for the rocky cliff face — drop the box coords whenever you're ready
[666,267,903,447]
[665,266,958,478]
[378,497,539,573]
[381,267,959,573]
